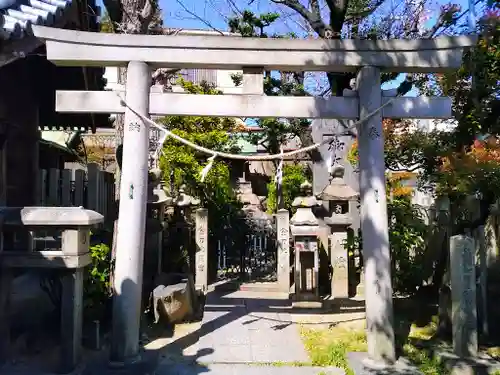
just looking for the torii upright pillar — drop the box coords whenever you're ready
[110,61,151,364]
[356,66,395,364]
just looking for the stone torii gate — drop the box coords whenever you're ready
[33,25,474,369]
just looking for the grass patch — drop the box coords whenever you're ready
[252,361,312,367]
[487,347,500,359]
[300,325,367,375]
[300,314,449,375]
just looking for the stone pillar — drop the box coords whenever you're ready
[356,66,396,364]
[474,225,487,336]
[60,269,84,373]
[111,61,151,364]
[195,208,209,293]
[450,235,478,358]
[330,231,349,299]
[277,209,290,294]
[311,119,360,231]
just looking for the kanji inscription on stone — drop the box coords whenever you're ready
[368,126,380,140]
[276,209,290,293]
[128,121,141,132]
[195,209,208,292]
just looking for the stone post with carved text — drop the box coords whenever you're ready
[195,208,209,293]
[330,231,349,299]
[450,235,478,358]
[277,209,290,294]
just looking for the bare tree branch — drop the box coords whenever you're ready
[175,0,225,34]
[138,0,154,33]
[423,3,462,38]
[324,0,347,34]
[226,0,243,16]
[310,0,321,18]
[270,0,328,36]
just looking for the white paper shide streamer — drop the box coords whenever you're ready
[200,154,216,182]
[274,146,284,185]
[326,151,334,175]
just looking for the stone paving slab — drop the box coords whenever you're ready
[347,352,422,375]
[195,291,310,364]
[156,363,345,375]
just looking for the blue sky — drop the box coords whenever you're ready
[97,0,475,96]
[96,0,473,33]
[157,0,473,32]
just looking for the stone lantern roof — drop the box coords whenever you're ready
[237,177,271,221]
[236,178,261,207]
[174,184,200,207]
[147,168,172,205]
[290,180,321,232]
[291,180,322,209]
[317,165,358,201]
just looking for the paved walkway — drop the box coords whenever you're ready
[1,290,345,375]
[194,290,310,364]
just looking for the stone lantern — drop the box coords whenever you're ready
[146,168,173,276]
[290,180,322,307]
[237,177,271,222]
[174,184,201,209]
[317,165,359,299]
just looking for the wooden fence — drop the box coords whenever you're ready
[36,163,115,223]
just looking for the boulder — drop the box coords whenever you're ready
[152,273,196,324]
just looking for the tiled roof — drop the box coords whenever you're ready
[0,0,71,40]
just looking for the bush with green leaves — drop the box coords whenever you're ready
[266,163,308,213]
[83,240,113,321]
[158,79,246,273]
[344,196,428,295]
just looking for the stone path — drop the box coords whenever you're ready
[1,290,346,375]
[155,362,344,375]
[147,289,345,374]
[193,290,310,364]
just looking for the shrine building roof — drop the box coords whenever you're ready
[0,0,71,40]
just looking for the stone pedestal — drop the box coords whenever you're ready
[0,207,103,372]
[195,208,208,293]
[290,181,321,307]
[293,233,320,303]
[317,165,358,300]
[276,209,290,294]
[60,269,84,373]
[330,231,349,299]
[450,235,477,358]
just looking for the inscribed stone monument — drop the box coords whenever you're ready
[312,119,360,230]
[277,209,290,294]
[450,235,478,358]
[195,208,209,293]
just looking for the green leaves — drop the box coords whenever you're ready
[83,240,112,320]
[228,10,280,37]
[267,164,308,213]
[158,79,243,229]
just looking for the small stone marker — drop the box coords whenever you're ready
[195,208,209,293]
[276,209,290,294]
[450,235,478,358]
